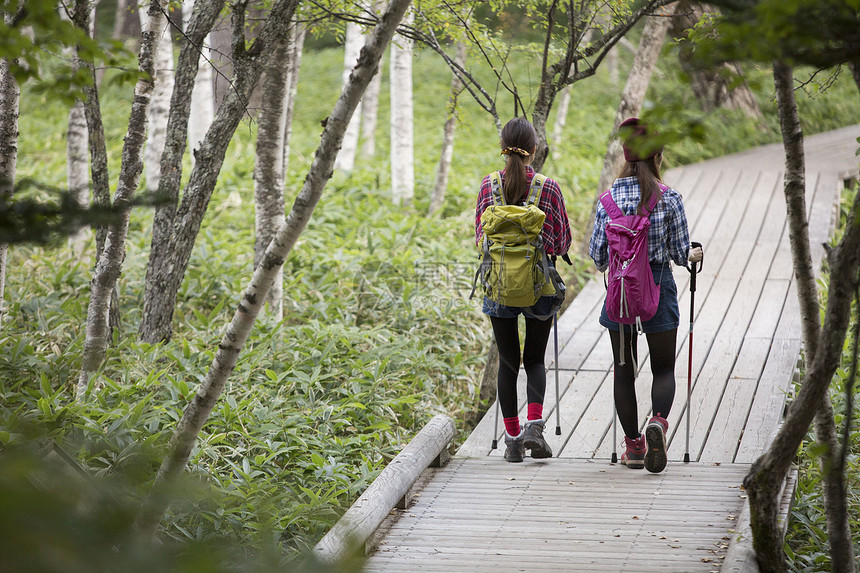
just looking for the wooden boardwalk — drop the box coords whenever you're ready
[362,125,860,572]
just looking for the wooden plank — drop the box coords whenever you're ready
[808,172,839,273]
[555,323,604,371]
[735,337,800,463]
[699,378,758,462]
[550,370,611,457]
[742,279,791,340]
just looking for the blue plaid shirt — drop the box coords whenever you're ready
[589,176,690,272]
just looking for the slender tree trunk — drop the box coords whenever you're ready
[140,4,174,194]
[72,0,121,334]
[139,0,299,344]
[390,12,414,206]
[334,22,364,172]
[139,0,225,343]
[743,60,860,573]
[360,61,382,158]
[253,33,293,320]
[282,23,305,174]
[0,20,20,332]
[77,0,167,398]
[184,0,214,165]
[66,101,90,252]
[360,0,385,158]
[136,0,414,537]
[63,0,96,253]
[428,41,466,216]
[813,396,855,573]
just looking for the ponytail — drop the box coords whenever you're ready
[619,153,663,215]
[499,118,537,204]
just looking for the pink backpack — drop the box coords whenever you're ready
[600,185,666,337]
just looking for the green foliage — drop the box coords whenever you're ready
[686,0,860,69]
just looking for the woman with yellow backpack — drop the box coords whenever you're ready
[474,117,572,463]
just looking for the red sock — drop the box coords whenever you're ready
[503,417,521,436]
[527,403,543,421]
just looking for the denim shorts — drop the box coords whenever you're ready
[483,294,556,321]
[599,263,680,333]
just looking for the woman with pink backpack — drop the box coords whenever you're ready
[588,118,703,473]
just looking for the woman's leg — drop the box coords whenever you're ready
[608,328,639,438]
[645,329,677,419]
[522,315,554,416]
[490,316,521,432]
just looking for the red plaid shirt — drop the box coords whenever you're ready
[475,166,572,256]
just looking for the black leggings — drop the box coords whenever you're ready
[490,315,554,418]
[608,328,677,438]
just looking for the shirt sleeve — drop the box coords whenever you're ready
[666,191,690,267]
[589,201,609,272]
[538,178,571,256]
[475,175,494,247]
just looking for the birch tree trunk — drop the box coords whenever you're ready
[0,23,20,332]
[139,0,300,344]
[64,0,96,253]
[138,0,225,343]
[360,61,382,158]
[360,0,385,158]
[390,12,414,206]
[428,41,466,216]
[253,33,293,320]
[334,22,364,172]
[282,24,305,173]
[136,0,414,536]
[184,0,215,166]
[77,0,167,398]
[72,0,121,333]
[140,4,174,193]
[743,61,860,573]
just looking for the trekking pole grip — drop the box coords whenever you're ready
[689,241,703,293]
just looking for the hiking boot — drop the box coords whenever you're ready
[645,415,669,473]
[620,434,646,469]
[522,419,553,459]
[504,431,525,463]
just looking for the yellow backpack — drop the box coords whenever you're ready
[471,171,557,309]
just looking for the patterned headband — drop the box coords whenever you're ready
[501,146,530,157]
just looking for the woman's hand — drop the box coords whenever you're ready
[689,245,703,264]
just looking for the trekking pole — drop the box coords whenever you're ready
[553,312,561,436]
[492,396,500,449]
[684,241,703,463]
[611,406,618,464]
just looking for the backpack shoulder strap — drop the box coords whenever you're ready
[489,171,504,205]
[526,173,548,206]
[599,189,624,220]
[642,184,667,215]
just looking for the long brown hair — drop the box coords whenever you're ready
[619,153,663,215]
[499,117,537,204]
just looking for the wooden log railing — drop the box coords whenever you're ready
[312,414,456,564]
